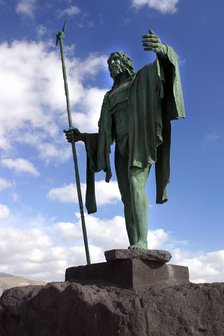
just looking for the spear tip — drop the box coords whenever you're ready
[56,20,67,46]
[62,20,67,32]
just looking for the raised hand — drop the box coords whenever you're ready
[142,29,167,57]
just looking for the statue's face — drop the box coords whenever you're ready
[108,54,127,80]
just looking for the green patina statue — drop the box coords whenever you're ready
[65,30,185,250]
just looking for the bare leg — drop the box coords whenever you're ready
[115,147,137,245]
[115,146,150,249]
[128,166,150,250]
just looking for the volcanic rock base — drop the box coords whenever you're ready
[1,281,224,336]
[1,250,223,336]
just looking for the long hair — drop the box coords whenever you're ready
[107,51,135,87]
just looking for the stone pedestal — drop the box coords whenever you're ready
[105,249,172,263]
[65,249,189,289]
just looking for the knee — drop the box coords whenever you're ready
[129,178,144,197]
[129,167,146,187]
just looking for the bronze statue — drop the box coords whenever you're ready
[65,30,185,250]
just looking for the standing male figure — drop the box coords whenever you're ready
[65,30,185,250]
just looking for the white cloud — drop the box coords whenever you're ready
[55,213,129,251]
[0,40,108,164]
[1,158,39,176]
[84,214,129,250]
[79,53,107,78]
[73,87,107,132]
[54,221,82,241]
[0,40,64,152]
[36,24,47,38]
[0,225,62,280]
[0,208,224,283]
[78,21,94,29]
[206,133,221,142]
[35,141,71,164]
[95,180,120,205]
[147,228,170,248]
[0,211,125,281]
[0,177,12,190]
[58,5,80,17]
[0,204,10,220]
[172,249,224,283]
[10,192,20,202]
[47,183,77,203]
[47,180,120,206]
[132,0,179,14]
[16,0,37,18]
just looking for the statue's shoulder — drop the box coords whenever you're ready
[101,91,111,104]
[133,62,157,82]
[137,61,156,73]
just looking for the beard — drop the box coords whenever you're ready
[110,62,127,80]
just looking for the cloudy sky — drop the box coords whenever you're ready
[0,0,223,283]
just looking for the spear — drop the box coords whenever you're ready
[56,21,91,265]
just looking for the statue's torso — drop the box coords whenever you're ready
[108,78,132,142]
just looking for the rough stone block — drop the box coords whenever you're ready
[65,259,189,289]
[104,249,172,263]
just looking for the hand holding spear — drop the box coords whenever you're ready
[56,21,91,265]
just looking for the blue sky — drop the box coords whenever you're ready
[0,0,223,283]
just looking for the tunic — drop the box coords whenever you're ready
[109,78,131,157]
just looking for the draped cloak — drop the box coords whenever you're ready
[84,45,185,214]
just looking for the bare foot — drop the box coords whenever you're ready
[128,241,148,250]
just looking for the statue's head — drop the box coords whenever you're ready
[107,51,135,81]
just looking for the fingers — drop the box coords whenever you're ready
[142,40,161,52]
[143,44,160,52]
[148,29,156,35]
[64,128,74,143]
[63,128,79,135]
[63,128,73,134]
[142,34,161,43]
[142,30,161,52]
[142,28,158,39]
[64,128,82,143]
